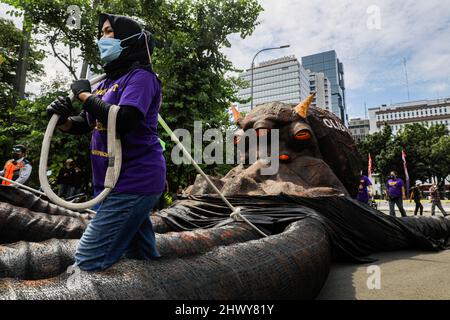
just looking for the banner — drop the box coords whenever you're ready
[368,153,372,180]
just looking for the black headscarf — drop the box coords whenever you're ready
[98,13,156,80]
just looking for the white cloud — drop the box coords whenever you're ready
[223,0,450,117]
[0,3,22,28]
[2,1,450,117]
[429,82,449,93]
[371,87,385,92]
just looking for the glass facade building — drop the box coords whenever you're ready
[237,56,310,114]
[301,50,347,124]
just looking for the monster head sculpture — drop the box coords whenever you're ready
[232,93,321,164]
[188,95,361,198]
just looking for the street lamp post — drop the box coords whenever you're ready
[250,45,290,110]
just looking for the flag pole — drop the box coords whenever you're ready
[401,149,410,198]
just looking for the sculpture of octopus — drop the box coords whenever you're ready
[0,99,449,300]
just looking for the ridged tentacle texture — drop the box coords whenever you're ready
[0,219,331,300]
[0,102,449,300]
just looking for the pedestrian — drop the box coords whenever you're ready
[0,145,32,186]
[72,164,83,196]
[356,172,373,205]
[46,13,165,271]
[429,183,449,217]
[386,171,407,217]
[409,181,423,216]
[57,159,76,198]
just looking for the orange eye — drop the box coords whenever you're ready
[256,128,270,137]
[279,154,290,161]
[294,130,311,141]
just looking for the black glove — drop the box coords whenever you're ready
[47,96,74,126]
[70,79,91,99]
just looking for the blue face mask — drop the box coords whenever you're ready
[96,31,143,63]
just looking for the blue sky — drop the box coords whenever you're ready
[2,1,450,119]
[222,0,450,119]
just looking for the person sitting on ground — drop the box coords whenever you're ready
[429,183,449,217]
[0,145,32,186]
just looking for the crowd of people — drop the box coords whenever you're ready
[0,144,448,220]
[0,144,86,200]
[356,170,449,217]
[0,143,186,209]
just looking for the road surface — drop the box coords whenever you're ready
[317,202,450,300]
[317,249,450,300]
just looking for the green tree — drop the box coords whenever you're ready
[357,125,392,174]
[392,123,449,184]
[0,17,44,165]
[3,0,263,191]
[391,123,430,183]
[358,123,450,191]
[430,134,450,184]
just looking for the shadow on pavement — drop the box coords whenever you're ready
[316,249,450,300]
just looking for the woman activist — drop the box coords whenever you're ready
[46,13,166,271]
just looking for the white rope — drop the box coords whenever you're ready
[0,175,96,215]
[1,176,47,197]
[228,207,268,237]
[37,71,267,236]
[39,74,121,211]
[143,34,266,237]
[157,115,268,237]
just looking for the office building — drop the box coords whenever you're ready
[237,55,310,113]
[348,118,370,143]
[302,50,347,124]
[368,97,450,134]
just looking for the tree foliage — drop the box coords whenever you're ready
[0,17,44,167]
[2,0,263,191]
[358,123,450,185]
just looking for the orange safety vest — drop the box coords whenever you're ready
[1,160,26,186]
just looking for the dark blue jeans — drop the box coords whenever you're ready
[75,192,162,271]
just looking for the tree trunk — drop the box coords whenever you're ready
[14,24,31,101]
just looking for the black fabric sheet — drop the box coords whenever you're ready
[160,194,450,262]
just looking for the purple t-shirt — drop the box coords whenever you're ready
[386,178,404,199]
[88,68,166,195]
[356,175,372,203]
